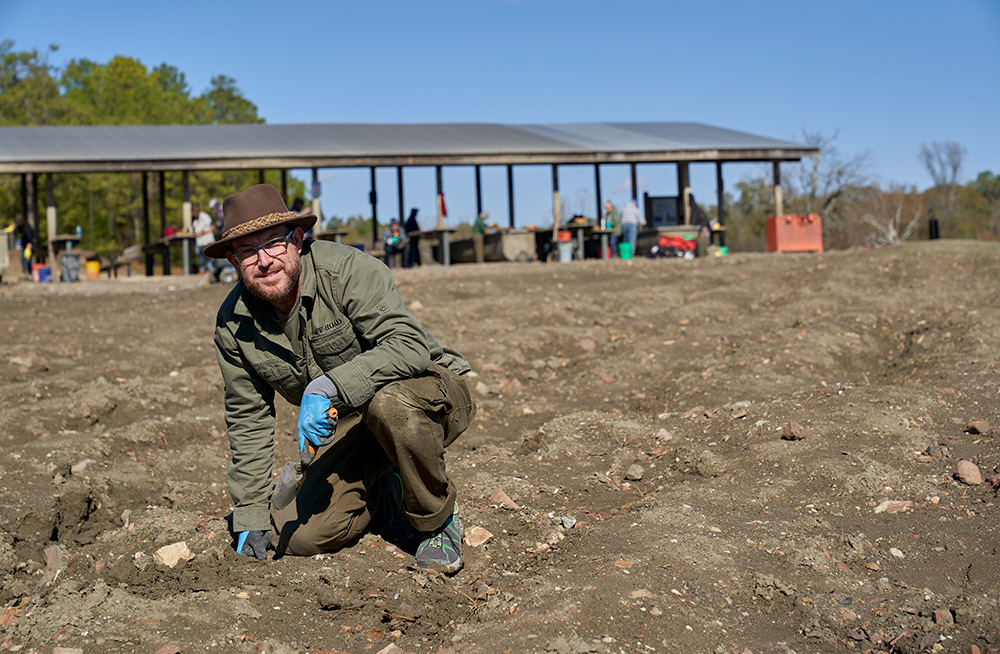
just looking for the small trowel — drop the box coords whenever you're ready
[272,407,338,510]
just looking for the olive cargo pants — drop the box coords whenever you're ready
[271,363,475,556]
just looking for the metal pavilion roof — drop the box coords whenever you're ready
[0,121,816,174]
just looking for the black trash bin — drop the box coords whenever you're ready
[60,253,81,282]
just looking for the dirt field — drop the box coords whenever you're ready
[1,240,998,654]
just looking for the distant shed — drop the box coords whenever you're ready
[0,121,817,271]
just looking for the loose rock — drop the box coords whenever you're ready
[965,420,989,435]
[625,464,643,481]
[152,541,195,568]
[542,529,565,546]
[71,458,97,474]
[955,460,983,486]
[489,488,521,510]
[781,421,806,441]
[874,499,913,514]
[654,428,673,442]
[463,526,493,548]
[932,609,954,626]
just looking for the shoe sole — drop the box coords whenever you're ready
[416,556,464,575]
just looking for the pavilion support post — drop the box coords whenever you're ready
[182,171,192,274]
[311,167,322,234]
[506,164,515,228]
[20,174,28,225]
[551,165,561,254]
[678,162,691,225]
[159,172,170,275]
[281,169,289,204]
[24,174,37,264]
[630,163,638,201]
[435,165,444,230]
[45,173,57,267]
[30,173,39,240]
[772,161,783,217]
[396,166,404,226]
[370,166,378,250]
[474,165,482,218]
[594,164,602,222]
[143,172,153,276]
[258,169,265,185]
[715,162,726,247]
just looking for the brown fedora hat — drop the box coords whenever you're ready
[203,184,316,259]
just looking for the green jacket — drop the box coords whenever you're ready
[605,206,622,237]
[214,239,470,532]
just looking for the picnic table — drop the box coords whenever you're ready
[315,229,350,244]
[425,228,458,266]
[591,227,615,259]
[51,233,81,255]
[561,223,592,261]
[142,232,196,276]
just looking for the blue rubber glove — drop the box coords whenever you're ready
[297,376,339,452]
[236,529,269,560]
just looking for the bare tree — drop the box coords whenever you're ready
[785,129,871,217]
[859,184,924,247]
[918,141,966,224]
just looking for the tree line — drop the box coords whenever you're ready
[0,41,305,259]
[719,131,999,251]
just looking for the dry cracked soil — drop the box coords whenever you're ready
[0,240,998,654]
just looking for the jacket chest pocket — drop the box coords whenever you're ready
[252,359,303,399]
[309,325,359,370]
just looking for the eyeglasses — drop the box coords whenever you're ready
[233,231,295,265]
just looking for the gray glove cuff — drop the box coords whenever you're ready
[304,375,338,399]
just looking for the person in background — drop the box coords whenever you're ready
[209,198,225,237]
[5,214,37,276]
[382,218,407,269]
[620,198,645,258]
[207,183,474,573]
[404,208,421,268]
[472,211,488,264]
[603,200,621,258]
[192,204,217,275]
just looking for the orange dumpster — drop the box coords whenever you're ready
[766,214,823,253]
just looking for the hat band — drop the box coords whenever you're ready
[222,211,298,241]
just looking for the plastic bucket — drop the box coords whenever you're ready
[85,260,101,280]
[557,241,574,263]
[618,242,633,260]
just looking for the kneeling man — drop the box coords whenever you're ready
[208,184,475,573]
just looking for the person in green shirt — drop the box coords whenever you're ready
[472,210,488,263]
[206,184,475,573]
[603,201,621,257]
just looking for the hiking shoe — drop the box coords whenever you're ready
[415,506,463,574]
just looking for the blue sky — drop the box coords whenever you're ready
[2,0,998,228]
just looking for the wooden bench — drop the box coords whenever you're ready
[100,245,144,278]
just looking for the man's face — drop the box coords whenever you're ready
[228,225,303,307]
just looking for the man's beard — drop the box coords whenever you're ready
[242,255,301,306]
